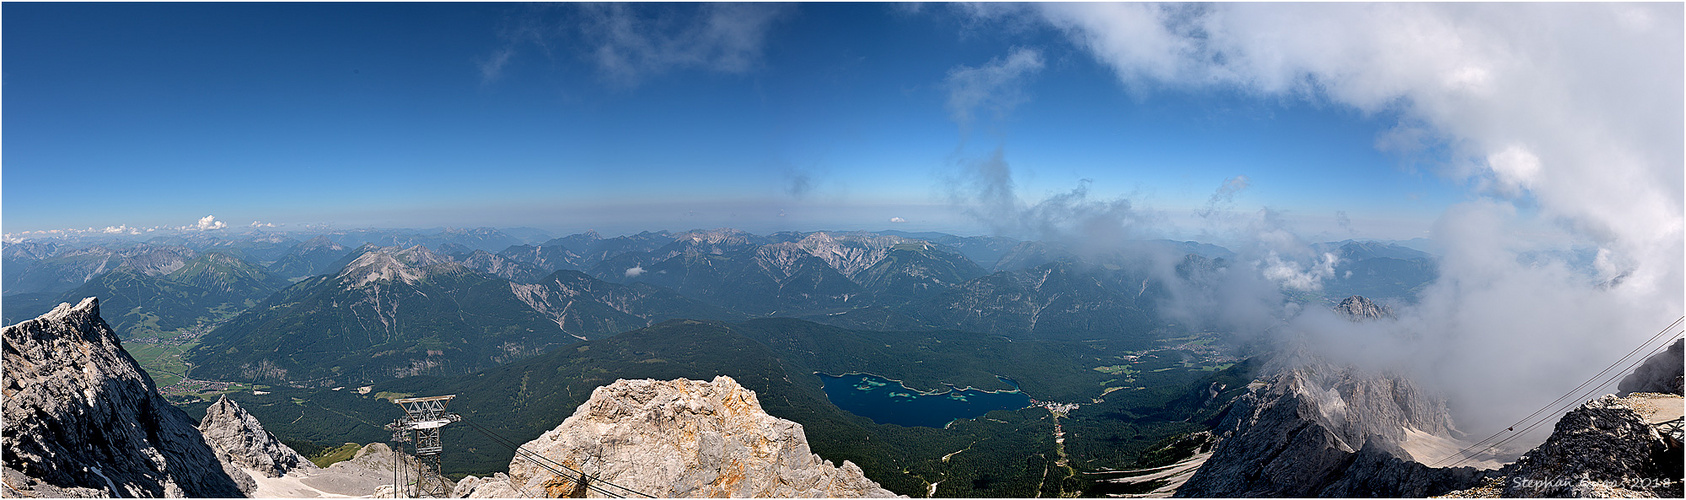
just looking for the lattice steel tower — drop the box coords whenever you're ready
[386,395,461,498]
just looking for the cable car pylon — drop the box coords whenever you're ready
[386,395,462,497]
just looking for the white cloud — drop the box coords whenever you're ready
[1035,3,1684,435]
[478,47,515,84]
[195,215,227,231]
[1040,4,1682,269]
[624,266,645,278]
[250,220,279,228]
[480,4,789,88]
[1199,175,1251,219]
[582,3,789,86]
[949,147,1159,252]
[1038,4,1201,86]
[1259,251,1338,292]
[1485,145,1541,197]
[889,217,907,223]
[944,47,1044,130]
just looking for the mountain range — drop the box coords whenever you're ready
[3,228,1443,390]
[6,226,1676,499]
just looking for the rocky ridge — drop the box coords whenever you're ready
[1181,304,1685,498]
[1335,294,1394,321]
[334,443,446,498]
[1619,338,1684,396]
[459,249,548,283]
[1175,357,1481,497]
[4,244,197,295]
[335,245,463,287]
[455,376,898,498]
[1495,393,1683,497]
[1442,342,1685,499]
[792,232,914,279]
[1177,295,1481,497]
[2,298,245,497]
[198,395,317,482]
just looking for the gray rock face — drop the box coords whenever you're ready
[318,442,449,496]
[2,297,246,497]
[1618,338,1684,396]
[1499,394,1683,498]
[1317,439,1482,497]
[1176,360,1479,497]
[451,473,524,498]
[198,395,317,479]
[462,376,897,498]
[1335,295,1393,321]
[791,231,914,279]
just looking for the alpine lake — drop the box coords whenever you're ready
[818,372,1031,428]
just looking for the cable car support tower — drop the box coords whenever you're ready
[386,395,461,498]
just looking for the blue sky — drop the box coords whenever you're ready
[0,3,1634,241]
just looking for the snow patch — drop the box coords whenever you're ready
[88,466,122,497]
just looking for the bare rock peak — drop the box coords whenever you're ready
[1489,394,1683,498]
[198,395,317,479]
[1335,295,1394,321]
[1178,359,1474,497]
[1618,338,1684,397]
[458,376,898,498]
[335,245,462,286]
[3,296,245,497]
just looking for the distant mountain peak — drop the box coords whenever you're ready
[297,235,344,250]
[440,226,497,236]
[111,246,196,276]
[677,228,752,245]
[392,244,450,267]
[241,233,294,244]
[794,231,915,278]
[1335,295,1394,321]
[337,250,429,287]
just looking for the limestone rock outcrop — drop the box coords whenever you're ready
[1496,394,1682,498]
[458,376,897,498]
[451,473,524,498]
[1176,359,1480,497]
[327,442,451,498]
[2,298,246,497]
[198,395,317,479]
[1618,338,1684,396]
[1335,295,1394,321]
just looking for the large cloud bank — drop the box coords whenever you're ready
[953,3,1682,442]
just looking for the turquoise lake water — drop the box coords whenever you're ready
[817,373,1031,428]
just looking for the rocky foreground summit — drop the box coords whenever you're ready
[456,376,899,498]
[2,298,245,497]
